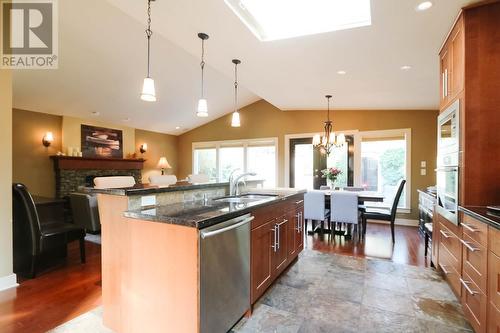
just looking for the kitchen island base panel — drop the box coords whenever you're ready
[98,194,199,333]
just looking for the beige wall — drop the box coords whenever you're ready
[62,116,136,158]
[0,70,14,283]
[135,129,178,182]
[13,109,62,197]
[178,99,438,219]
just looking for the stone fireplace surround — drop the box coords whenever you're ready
[50,156,145,198]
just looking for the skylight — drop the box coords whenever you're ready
[224,0,372,41]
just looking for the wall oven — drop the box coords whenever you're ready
[436,100,460,225]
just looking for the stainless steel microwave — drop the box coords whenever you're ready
[437,99,460,156]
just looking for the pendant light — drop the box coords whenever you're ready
[140,0,156,102]
[231,59,241,127]
[196,33,209,117]
[312,95,346,155]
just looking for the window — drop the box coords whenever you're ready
[294,143,314,190]
[327,144,349,188]
[358,129,411,209]
[193,138,277,187]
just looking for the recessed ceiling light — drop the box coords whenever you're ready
[175,126,180,130]
[416,1,432,11]
[337,70,347,75]
[91,111,100,116]
[122,117,131,122]
[400,65,412,70]
[225,0,372,41]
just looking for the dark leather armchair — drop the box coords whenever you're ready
[70,193,101,233]
[12,183,86,278]
[361,179,406,243]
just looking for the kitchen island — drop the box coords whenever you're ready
[90,183,305,333]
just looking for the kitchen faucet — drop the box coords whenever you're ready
[229,170,257,196]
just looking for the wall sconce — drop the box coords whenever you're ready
[42,132,54,147]
[140,143,148,154]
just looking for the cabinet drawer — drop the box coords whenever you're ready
[461,213,488,247]
[461,271,487,333]
[489,251,500,309]
[252,205,279,229]
[438,242,461,297]
[488,303,500,333]
[462,233,487,294]
[490,226,500,257]
[439,223,462,266]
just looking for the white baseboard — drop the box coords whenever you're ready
[368,218,419,227]
[0,274,18,292]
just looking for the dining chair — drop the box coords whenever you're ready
[361,179,406,243]
[330,192,360,240]
[304,190,330,234]
[94,176,136,189]
[149,175,178,186]
[319,186,331,190]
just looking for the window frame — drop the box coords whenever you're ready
[192,137,279,185]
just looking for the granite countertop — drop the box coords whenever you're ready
[459,206,500,230]
[124,189,306,229]
[81,182,231,196]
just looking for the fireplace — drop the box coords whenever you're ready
[50,156,145,198]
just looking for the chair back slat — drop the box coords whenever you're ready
[12,183,42,255]
[390,179,406,220]
[304,190,326,221]
[331,192,359,225]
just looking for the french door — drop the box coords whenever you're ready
[289,136,354,190]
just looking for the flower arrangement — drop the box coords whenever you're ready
[321,167,342,184]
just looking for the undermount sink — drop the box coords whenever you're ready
[212,193,278,204]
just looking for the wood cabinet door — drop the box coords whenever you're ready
[489,251,500,309]
[440,47,451,109]
[272,216,289,278]
[461,271,487,333]
[488,303,500,333]
[295,205,304,254]
[450,15,464,100]
[431,212,439,267]
[251,219,274,304]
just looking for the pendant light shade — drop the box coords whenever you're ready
[197,32,210,117]
[141,77,156,102]
[197,98,208,117]
[231,111,241,127]
[141,0,156,102]
[231,59,241,128]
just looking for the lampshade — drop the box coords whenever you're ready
[157,157,172,169]
[197,98,208,117]
[312,134,321,146]
[44,132,54,142]
[231,111,241,127]
[337,133,346,145]
[141,77,156,102]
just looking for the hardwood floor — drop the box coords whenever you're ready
[0,241,102,333]
[306,221,430,267]
[0,222,426,333]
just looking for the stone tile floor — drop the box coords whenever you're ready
[49,249,472,333]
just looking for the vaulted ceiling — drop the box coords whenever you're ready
[13,0,473,134]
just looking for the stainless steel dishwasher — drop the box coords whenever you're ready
[200,213,253,333]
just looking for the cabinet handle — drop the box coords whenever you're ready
[299,212,303,233]
[442,72,446,98]
[439,229,452,239]
[271,225,277,252]
[460,239,479,252]
[295,200,304,205]
[444,69,449,97]
[439,263,451,275]
[462,223,478,233]
[460,278,478,296]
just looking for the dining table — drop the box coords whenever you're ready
[309,190,385,236]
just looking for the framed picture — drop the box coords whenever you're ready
[81,124,123,158]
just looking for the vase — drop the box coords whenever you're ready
[327,179,335,189]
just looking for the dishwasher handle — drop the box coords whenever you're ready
[200,216,254,239]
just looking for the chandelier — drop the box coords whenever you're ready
[312,95,346,155]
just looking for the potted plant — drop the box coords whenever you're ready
[321,167,342,188]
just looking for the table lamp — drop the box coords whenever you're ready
[157,157,172,175]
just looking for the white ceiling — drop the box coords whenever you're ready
[13,0,473,134]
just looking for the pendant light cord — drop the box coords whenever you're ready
[234,62,238,113]
[145,0,153,78]
[200,39,205,98]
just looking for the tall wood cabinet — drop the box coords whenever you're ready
[435,2,500,332]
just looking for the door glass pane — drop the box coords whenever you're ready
[219,146,244,182]
[194,148,217,181]
[294,144,314,190]
[361,139,406,207]
[247,146,276,187]
[327,144,348,188]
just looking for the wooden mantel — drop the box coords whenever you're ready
[50,156,146,170]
